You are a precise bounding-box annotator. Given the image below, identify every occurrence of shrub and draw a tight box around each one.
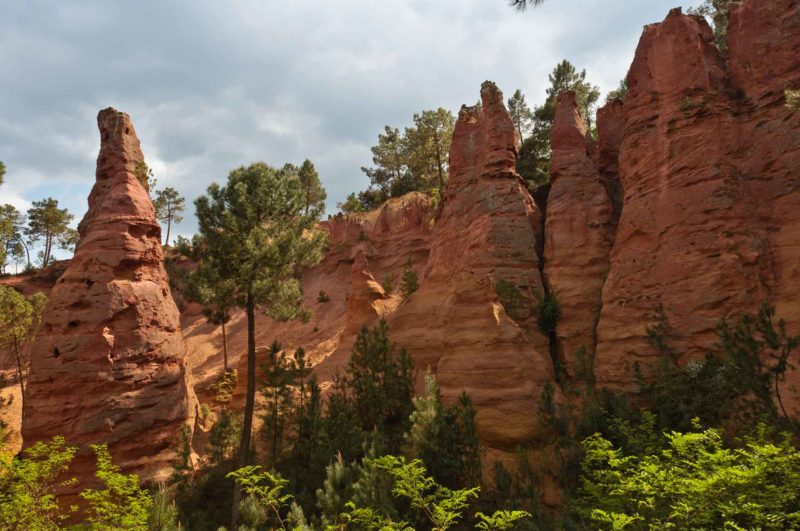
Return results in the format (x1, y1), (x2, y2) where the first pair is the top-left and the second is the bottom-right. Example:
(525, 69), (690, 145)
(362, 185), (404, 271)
(495, 278), (528, 320)
(400, 259), (418, 300)
(317, 290), (330, 303)
(572, 425), (800, 530)
(535, 292), (561, 335)
(788, 89), (800, 111)
(382, 273), (394, 294)
(209, 369), (238, 404)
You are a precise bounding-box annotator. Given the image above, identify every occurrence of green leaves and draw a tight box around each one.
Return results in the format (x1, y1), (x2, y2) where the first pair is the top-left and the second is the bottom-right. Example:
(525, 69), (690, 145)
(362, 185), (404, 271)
(0, 437), (77, 530)
(573, 427), (800, 530)
(79, 444), (152, 530)
(371, 455), (479, 531)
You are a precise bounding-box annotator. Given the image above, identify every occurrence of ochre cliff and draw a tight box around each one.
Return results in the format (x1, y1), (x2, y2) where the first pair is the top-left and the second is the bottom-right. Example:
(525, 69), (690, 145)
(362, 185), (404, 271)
(389, 82), (555, 456)
(4, 0), (800, 501)
(21, 108), (195, 486)
(594, 2), (800, 416)
(544, 91), (616, 378)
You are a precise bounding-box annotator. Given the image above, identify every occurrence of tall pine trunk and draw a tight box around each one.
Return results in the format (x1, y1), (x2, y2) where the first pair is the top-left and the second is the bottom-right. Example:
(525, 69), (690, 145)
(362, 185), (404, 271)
(233, 290), (257, 528)
(165, 217), (171, 247)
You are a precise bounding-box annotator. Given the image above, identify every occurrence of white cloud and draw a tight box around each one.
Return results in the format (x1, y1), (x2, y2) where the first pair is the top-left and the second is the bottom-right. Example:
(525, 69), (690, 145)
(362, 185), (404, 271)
(1, 0), (688, 248)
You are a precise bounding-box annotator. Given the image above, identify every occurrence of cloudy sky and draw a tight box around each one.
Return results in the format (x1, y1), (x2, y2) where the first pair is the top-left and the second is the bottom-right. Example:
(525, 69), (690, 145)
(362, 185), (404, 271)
(0, 0), (703, 257)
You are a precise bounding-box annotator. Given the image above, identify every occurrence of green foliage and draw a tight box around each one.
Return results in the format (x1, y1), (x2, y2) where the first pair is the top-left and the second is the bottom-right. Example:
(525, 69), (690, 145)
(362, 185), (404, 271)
(534, 291), (561, 335)
(348, 319), (415, 452)
(787, 89), (800, 111)
(507, 89), (535, 141)
(371, 455), (480, 531)
(336, 192), (364, 214)
(495, 279), (529, 320)
(227, 465), (293, 530)
(154, 186), (186, 246)
(0, 160), (4, 186)
(0, 436), (77, 530)
(0, 287), (47, 410)
(605, 78), (628, 103)
(514, 62), (599, 190)
(25, 197), (75, 267)
(573, 426), (800, 529)
(195, 161), (327, 469)
(406, 369), (482, 489)
(148, 486), (182, 531)
(640, 303), (800, 434)
(400, 258), (418, 300)
(0, 203), (27, 272)
(474, 510), (532, 530)
(79, 443), (153, 530)
(133, 160), (157, 196)
(382, 272), (394, 294)
(358, 109), (455, 209)
(689, 0), (734, 51)
(296, 159), (327, 217)
(317, 290), (330, 303)
(210, 369), (238, 404)
(259, 341), (297, 469)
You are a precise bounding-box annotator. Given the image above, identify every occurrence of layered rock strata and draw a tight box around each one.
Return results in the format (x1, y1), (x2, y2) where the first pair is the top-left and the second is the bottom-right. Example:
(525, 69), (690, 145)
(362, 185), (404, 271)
(389, 82), (556, 453)
(544, 92), (616, 378)
(22, 108), (195, 485)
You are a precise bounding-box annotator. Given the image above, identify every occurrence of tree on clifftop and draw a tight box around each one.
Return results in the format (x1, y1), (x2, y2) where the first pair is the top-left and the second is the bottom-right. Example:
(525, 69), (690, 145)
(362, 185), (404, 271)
(297, 159), (327, 217)
(194, 162), (326, 525)
(515, 61), (600, 189)
(0, 161), (5, 187)
(154, 186), (185, 246)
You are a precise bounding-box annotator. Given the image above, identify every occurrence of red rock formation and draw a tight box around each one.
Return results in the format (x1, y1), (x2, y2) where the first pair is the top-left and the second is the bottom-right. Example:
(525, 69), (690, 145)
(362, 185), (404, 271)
(389, 81), (556, 453)
(22, 108), (195, 486)
(726, 0), (800, 415)
(595, 99), (624, 223)
(594, 6), (781, 393)
(544, 92), (615, 378)
(344, 250), (389, 335)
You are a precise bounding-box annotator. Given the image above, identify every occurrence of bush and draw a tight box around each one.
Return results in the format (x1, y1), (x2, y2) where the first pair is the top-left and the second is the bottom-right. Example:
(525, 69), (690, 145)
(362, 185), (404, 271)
(400, 259), (418, 300)
(534, 292), (560, 335)
(209, 369), (238, 404)
(572, 425), (800, 530)
(317, 290), (330, 303)
(382, 273), (394, 294)
(495, 279), (528, 320)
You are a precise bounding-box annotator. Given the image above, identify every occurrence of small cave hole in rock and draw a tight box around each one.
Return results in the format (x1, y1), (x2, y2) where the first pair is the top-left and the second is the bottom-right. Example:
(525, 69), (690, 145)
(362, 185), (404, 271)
(125, 127), (130, 135)
(68, 320), (79, 328)
(53, 347), (61, 358)
(86, 278), (95, 288)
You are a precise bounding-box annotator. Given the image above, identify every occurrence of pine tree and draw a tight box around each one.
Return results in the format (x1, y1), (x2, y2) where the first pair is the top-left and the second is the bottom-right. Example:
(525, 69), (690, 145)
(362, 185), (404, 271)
(297, 160), (327, 217)
(0, 204), (27, 272)
(347, 319), (415, 454)
(25, 198), (75, 268)
(507, 89), (535, 142)
(0, 287), (47, 412)
(259, 340), (296, 470)
(194, 162), (326, 526)
(153, 187), (185, 246)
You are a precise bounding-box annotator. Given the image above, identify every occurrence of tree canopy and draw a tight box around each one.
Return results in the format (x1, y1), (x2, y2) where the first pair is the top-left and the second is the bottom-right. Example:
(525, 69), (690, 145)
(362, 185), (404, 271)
(24, 198), (76, 268)
(153, 186), (185, 246)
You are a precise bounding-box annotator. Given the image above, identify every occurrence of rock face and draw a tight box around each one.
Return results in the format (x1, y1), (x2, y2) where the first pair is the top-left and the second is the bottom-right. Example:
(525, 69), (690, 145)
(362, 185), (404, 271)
(344, 250), (389, 335)
(389, 81), (556, 454)
(544, 92), (615, 378)
(22, 108), (195, 485)
(593, 3), (800, 406)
